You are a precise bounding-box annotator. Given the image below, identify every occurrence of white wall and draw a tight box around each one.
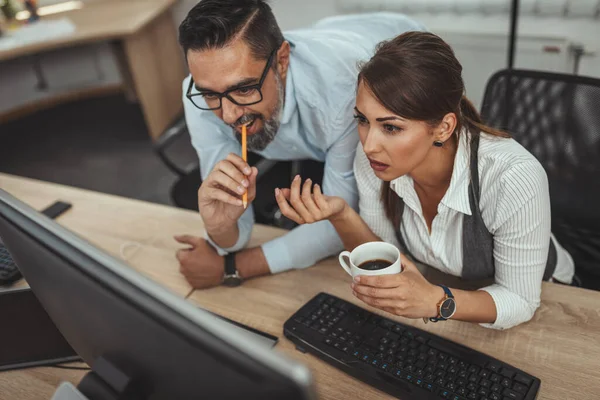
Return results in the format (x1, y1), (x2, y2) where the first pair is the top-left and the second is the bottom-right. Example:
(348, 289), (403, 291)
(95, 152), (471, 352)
(2, 0), (599, 117)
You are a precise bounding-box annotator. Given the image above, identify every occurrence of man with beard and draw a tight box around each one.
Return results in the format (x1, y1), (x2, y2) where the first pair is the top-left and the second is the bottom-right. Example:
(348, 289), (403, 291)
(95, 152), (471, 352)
(175, 0), (425, 288)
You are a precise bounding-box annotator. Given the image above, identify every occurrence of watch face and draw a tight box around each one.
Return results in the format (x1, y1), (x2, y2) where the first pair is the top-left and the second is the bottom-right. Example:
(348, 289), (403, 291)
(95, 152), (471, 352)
(440, 298), (456, 319)
(223, 275), (242, 287)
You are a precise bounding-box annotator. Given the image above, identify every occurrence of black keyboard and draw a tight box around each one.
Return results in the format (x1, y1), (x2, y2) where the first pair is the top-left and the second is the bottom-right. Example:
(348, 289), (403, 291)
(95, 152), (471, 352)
(284, 293), (540, 400)
(0, 244), (22, 286)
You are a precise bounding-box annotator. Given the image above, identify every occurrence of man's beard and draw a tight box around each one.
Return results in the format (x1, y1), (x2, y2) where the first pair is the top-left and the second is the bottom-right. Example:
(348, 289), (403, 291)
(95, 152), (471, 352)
(232, 71), (284, 152)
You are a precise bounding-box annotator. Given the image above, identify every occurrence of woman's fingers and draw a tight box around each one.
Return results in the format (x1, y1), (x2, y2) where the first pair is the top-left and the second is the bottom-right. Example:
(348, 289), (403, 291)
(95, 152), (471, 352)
(301, 179), (322, 217)
(275, 188), (305, 224)
(289, 175), (315, 223)
(353, 291), (400, 309)
(354, 273), (404, 288)
(352, 283), (402, 300)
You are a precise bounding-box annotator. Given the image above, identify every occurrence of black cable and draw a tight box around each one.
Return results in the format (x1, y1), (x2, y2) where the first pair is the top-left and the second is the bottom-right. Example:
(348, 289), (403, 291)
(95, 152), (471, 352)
(50, 364), (91, 371)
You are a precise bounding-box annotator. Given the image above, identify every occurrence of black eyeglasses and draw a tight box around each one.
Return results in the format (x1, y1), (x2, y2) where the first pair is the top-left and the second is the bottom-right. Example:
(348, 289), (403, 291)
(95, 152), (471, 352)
(186, 49), (277, 111)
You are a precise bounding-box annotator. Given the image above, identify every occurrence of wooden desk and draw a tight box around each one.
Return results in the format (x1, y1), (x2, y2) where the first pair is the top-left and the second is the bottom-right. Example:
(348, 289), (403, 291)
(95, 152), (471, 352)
(1, 174), (599, 400)
(0, 0), (186, 140)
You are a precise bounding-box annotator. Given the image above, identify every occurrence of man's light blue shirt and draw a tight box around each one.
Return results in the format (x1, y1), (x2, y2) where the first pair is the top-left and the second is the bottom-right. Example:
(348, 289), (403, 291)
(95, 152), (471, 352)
(182, 13), (425, 274)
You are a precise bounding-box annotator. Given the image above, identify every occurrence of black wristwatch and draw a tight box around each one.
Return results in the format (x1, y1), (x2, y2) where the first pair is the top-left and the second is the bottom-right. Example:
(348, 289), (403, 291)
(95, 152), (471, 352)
(223, 252), (242, 287)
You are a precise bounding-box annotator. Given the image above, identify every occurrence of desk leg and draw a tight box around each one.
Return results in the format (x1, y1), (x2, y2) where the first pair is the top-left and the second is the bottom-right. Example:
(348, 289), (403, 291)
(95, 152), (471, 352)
(122, 9), (187, 141)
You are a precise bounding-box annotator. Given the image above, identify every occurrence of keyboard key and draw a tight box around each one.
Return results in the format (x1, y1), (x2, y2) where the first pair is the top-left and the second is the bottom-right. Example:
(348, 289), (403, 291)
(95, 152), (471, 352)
(468, 373), (479, 383)
(324, 338), (333, 346)
(468, 365), (479, 375)
(380, 363), (390, 371)
(501, 378), (512, 388)
(456, 377), (467, 387)
(371, 359), (380, 367)
(392, 325), (404, 334)
(380, 319), (394, 329)
(491, 373), (501, 383)
(435, 378), (445, 387)
(416, 335), (428, 344)
(480, 379), (491, 388)
(466, 382), (477, 392)
(450, 395), (465, 400)
(424, 382), (435, 392)
(477, 387), (489, 397)
(352, 350), (361, 358)
(415, 378), (424, 387)
(488, 362), (502, 373)
(513, 382), (528, 394)
(466, 392), (477, 400)
(438, 389), (452, 399)
(457, 387), (468, 396)
(319, 327), (329, 334)
(501, 368), (516, 379)
(446, 382), (457, 391)
(491, 383), (503, 393)
(479, 369), (491, 379)
(514, 374), (533, 387)
(489, 393), (501, 400)
(502, 388), (524, 400)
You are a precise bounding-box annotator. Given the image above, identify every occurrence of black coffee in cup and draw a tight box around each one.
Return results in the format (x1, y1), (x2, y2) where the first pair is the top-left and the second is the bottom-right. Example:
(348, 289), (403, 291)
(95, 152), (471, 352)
(357, 259), (392, 271)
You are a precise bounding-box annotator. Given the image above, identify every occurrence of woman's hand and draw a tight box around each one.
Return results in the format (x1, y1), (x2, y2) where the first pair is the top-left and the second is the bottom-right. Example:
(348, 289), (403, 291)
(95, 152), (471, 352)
(275, 175), (347, 224)
(351, 255), (445, 319)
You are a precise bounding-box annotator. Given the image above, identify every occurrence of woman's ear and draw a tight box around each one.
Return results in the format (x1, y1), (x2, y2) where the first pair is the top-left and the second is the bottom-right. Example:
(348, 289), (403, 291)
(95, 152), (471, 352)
(433, 112), (458, 144)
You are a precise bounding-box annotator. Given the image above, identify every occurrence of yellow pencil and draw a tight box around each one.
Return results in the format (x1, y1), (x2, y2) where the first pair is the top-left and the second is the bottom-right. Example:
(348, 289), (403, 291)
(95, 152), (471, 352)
(242, 123), (248, 209)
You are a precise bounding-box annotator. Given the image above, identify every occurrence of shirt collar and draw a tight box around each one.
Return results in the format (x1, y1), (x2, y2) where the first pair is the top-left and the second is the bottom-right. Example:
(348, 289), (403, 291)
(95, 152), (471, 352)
(440, 131), (472, 216)
(389, 131), (473, 216)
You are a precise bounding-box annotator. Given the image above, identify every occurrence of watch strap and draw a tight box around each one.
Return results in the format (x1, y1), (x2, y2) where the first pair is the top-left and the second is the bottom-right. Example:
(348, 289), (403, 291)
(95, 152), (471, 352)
(429, 285), (454, 323)
(224, 252), (237, 276)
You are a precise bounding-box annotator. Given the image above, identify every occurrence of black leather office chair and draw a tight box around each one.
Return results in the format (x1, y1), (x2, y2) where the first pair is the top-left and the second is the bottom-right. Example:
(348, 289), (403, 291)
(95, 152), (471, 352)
(480, 69), (600, 290)
(153, 116), (324, 230)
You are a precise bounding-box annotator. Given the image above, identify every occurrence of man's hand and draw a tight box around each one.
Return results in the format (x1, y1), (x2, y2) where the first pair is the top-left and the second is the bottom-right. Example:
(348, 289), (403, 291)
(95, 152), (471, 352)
(198, 153), (258, 233)
(175, 235), (225, 289)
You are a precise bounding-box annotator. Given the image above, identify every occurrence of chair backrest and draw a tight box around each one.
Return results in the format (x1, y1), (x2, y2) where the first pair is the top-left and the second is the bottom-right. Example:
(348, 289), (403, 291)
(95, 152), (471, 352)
(481, 69), (600, 288)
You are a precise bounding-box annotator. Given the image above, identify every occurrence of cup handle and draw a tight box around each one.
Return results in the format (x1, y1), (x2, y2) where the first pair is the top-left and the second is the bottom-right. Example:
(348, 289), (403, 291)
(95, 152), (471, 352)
(338, 251), (353, 276)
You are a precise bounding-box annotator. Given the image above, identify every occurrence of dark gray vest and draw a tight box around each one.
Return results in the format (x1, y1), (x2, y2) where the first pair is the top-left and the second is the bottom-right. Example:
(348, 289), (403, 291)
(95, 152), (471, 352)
(394, 134), (557, 281)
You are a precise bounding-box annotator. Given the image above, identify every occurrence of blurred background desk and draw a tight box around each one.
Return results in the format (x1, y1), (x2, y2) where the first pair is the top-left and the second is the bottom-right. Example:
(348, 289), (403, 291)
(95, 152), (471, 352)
(0, 0), (186, 140)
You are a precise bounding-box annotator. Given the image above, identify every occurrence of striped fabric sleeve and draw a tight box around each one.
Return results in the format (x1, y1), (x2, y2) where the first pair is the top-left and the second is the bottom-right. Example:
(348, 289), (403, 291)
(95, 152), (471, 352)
(479, 160), (551, 329)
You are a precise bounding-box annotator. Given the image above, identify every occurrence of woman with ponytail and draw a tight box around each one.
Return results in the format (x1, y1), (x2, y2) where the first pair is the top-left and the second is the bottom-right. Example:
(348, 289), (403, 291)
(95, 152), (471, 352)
(275, 31), (574, 329)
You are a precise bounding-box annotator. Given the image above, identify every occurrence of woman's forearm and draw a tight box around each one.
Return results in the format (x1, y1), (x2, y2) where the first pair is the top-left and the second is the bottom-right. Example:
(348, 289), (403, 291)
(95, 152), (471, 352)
(446, 288), (497, 324)
(330, 204), (381, 251)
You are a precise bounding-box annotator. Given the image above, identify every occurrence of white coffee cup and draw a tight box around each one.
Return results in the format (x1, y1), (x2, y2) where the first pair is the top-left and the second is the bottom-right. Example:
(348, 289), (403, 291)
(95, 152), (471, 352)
(338, 241), (402, 278)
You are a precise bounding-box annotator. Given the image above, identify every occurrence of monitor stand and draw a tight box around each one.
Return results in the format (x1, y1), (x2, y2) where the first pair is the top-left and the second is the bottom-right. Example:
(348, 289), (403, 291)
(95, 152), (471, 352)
(51, 357), (144, 400)
(51, 383), (90, 400)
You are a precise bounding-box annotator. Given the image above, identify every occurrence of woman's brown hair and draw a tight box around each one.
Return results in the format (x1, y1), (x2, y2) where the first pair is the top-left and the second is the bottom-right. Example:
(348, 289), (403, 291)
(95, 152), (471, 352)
(358, 31), (510, 227)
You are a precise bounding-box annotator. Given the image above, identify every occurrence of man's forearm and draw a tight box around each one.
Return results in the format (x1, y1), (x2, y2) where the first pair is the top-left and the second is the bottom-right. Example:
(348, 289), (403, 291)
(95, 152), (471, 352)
(235, 246), (271, 280)
(206, 223), (240, 249)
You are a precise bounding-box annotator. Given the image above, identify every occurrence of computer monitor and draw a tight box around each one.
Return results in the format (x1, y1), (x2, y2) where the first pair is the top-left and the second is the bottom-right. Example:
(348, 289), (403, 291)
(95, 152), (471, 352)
(0, 189), (316, 400)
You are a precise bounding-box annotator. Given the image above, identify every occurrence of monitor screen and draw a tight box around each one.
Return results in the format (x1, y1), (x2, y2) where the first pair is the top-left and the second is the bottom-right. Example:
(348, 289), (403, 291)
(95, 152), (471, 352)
(0, 189), (315, 400)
